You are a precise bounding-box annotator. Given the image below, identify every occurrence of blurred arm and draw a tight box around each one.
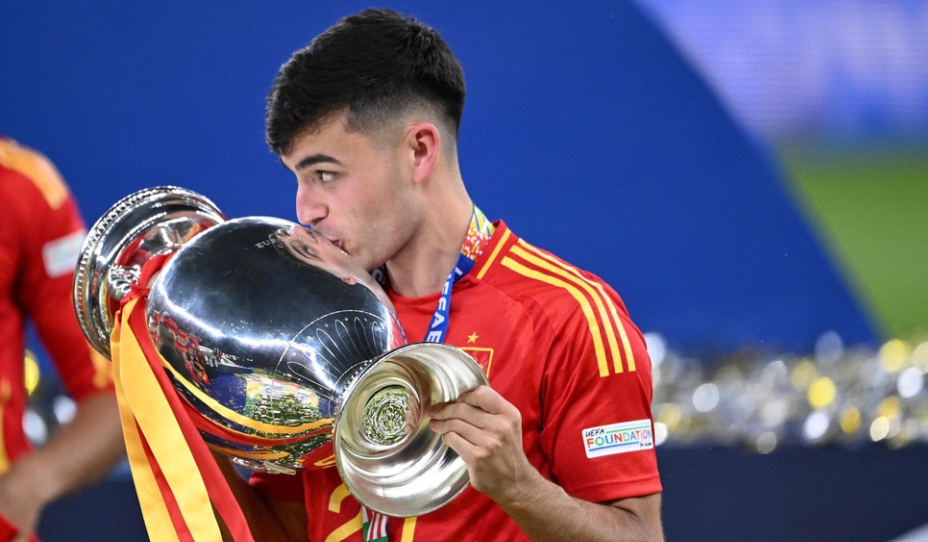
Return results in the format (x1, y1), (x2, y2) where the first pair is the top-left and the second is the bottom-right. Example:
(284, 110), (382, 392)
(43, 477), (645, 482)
(0, 391), (124, 538)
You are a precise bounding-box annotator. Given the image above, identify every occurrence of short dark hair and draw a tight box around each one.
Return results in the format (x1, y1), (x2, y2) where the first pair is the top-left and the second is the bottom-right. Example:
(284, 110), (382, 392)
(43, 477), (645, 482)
(266, 8), (466, 156)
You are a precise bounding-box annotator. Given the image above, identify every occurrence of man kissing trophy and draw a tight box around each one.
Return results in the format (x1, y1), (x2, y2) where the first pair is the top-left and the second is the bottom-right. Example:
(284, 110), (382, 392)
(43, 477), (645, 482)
(72, 186), (487, 540)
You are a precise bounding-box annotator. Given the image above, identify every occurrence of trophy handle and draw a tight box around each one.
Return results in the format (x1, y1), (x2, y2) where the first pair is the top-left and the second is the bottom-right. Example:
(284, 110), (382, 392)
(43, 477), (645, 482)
(73, 186), (226, 359)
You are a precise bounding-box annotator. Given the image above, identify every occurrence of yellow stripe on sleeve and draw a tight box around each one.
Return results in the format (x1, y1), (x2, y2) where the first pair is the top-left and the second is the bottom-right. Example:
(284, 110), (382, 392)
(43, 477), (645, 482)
(517, 240), (636, 372)
(0, 140), (69, 209)
(511, 244), (623, 373)
(475, 229), (512, 280)
(501, 256), (610, 377)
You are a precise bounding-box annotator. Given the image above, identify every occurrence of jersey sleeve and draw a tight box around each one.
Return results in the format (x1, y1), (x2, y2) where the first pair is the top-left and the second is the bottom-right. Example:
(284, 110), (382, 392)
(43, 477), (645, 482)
(8, 145), (113, 401)
(537, 278), (661, 502)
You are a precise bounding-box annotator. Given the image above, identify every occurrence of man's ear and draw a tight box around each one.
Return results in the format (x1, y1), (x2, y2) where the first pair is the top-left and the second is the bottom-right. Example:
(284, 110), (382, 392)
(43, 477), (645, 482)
(405, 122), (441, 184)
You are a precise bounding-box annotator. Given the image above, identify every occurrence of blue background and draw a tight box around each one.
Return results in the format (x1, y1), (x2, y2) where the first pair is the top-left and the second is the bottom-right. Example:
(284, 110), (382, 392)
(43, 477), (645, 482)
(1, 0), (876, 355)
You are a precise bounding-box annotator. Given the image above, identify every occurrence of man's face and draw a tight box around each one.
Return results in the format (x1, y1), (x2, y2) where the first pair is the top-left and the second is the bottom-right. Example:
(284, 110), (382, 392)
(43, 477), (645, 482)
(280, 114), (422, 272)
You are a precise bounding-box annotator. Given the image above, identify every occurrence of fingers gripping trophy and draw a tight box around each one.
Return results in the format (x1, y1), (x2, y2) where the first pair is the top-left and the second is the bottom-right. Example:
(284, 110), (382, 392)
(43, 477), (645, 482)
(72, 186), (487, 536)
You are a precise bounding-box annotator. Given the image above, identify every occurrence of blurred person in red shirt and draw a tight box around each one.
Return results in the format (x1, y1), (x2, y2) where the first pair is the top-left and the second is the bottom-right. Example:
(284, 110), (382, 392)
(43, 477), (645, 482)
(0, 136), (124, 541)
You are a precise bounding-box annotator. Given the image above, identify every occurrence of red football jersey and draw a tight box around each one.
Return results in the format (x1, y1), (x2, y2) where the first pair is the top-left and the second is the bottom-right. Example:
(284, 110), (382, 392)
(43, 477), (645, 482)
(0, 138), (113, 469)
(253, 221), (661, 541)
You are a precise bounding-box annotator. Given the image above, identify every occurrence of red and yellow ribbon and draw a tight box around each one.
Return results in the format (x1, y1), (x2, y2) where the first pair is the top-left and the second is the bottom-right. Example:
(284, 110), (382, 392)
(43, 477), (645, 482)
(110, 256), (255, 542)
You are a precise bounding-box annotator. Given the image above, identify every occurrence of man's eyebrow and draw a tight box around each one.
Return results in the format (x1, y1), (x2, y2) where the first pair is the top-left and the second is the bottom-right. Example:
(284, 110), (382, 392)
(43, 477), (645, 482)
(290, 153), (343, 171)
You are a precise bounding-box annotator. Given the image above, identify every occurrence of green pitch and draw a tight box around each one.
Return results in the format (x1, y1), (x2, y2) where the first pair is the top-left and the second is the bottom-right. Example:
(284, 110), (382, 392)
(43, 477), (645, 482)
(779, 144), (928, 341)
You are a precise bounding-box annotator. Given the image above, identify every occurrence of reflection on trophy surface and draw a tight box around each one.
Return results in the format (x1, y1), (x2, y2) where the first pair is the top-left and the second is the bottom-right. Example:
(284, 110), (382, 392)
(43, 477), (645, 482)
(73, 186), (488, 517)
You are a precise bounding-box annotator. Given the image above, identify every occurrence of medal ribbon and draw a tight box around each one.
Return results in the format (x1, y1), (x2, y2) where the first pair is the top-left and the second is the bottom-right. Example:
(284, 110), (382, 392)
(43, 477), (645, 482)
(363, 206), (494, 541)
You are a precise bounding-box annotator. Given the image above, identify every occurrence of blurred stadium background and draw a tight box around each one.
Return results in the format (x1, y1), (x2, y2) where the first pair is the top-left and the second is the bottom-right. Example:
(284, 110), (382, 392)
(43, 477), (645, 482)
(2, 1), (927, 541)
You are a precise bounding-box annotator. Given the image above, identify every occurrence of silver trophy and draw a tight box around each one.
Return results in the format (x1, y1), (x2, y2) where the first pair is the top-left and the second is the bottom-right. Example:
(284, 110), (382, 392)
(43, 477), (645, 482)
(73, 186), (488, 517)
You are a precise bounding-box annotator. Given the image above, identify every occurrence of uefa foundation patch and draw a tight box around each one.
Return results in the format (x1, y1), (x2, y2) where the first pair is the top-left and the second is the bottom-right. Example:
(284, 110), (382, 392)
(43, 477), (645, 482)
(582, 419), (654, 458)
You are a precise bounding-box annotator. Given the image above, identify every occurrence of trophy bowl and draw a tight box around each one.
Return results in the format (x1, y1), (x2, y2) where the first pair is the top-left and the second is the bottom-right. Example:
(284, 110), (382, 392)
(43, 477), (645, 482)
(73, 186), (488, 517)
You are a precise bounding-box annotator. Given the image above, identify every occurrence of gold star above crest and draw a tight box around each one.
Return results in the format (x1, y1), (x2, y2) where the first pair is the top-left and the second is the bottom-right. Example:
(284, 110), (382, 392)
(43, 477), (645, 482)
(467, 332), (479, 344)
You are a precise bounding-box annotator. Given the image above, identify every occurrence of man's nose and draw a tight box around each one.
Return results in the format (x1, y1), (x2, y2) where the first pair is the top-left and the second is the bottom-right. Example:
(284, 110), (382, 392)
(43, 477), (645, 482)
(295, 185), (327, 226)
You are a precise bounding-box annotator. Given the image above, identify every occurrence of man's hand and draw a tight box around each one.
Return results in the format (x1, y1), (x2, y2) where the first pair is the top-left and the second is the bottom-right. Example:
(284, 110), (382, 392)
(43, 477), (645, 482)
(427, 385), (533, 503)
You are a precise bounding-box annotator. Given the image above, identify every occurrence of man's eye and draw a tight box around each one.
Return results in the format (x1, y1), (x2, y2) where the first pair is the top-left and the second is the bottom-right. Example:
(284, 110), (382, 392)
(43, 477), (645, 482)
(318, 171), (336, 183)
